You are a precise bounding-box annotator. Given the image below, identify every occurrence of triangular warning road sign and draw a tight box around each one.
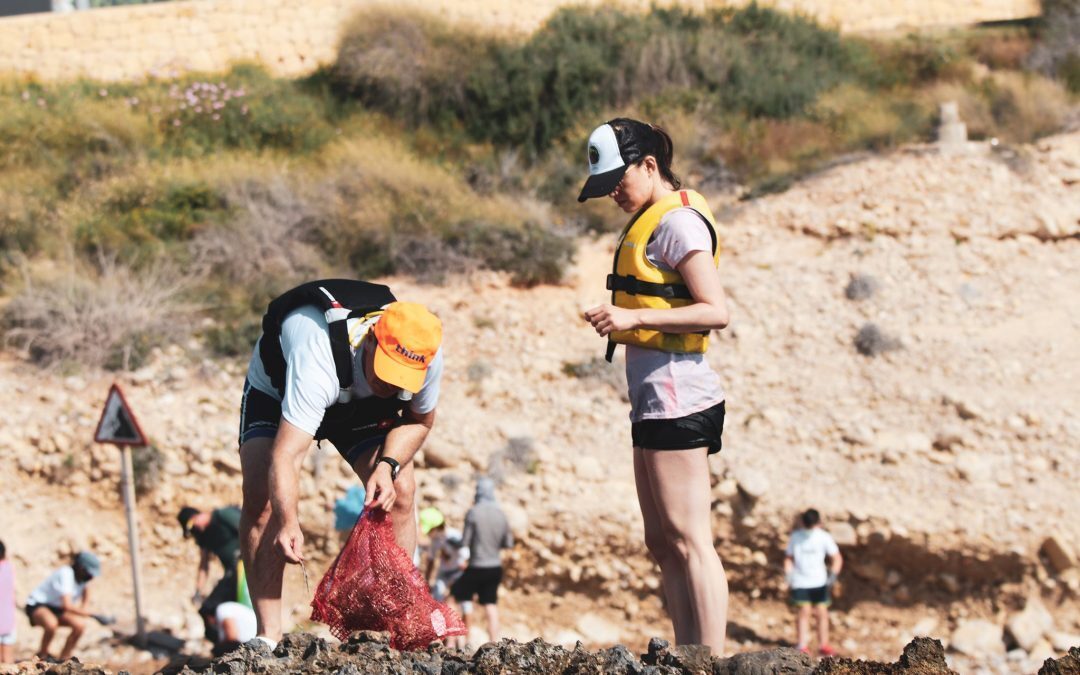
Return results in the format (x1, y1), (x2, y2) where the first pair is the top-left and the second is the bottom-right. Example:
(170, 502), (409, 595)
(94, 384), (148, 446)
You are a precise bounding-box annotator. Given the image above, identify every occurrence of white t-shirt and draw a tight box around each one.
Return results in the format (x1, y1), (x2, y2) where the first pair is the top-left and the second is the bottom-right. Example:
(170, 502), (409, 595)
(785, 528), (840, 589)
(27, 566), (86, 607)
(215, 601), (257, 644)
(246, 305), (444, 436)
(625, 207), (725, 422)
(428, 528), (466, 577)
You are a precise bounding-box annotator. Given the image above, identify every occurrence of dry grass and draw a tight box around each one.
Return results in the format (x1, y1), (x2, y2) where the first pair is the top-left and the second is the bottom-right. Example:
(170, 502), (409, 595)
(190, 174), (322, 286)
(924, 71), (1072, 142)
(3, 257), (191, 370)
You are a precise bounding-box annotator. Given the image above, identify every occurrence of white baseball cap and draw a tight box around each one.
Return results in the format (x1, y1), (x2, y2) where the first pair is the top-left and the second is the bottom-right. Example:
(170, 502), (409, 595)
(577, 118), (654, 202)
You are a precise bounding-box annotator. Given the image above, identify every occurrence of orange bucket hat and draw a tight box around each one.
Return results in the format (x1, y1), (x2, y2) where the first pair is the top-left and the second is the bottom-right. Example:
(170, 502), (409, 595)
(372, 302), (442, 393)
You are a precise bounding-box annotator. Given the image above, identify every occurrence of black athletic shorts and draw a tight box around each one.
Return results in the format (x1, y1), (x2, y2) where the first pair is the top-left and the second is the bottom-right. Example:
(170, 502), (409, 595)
(25, 604), (64, 621)
(631, 400), (725, 455)
(450, 566), (503, 605)
(790, 585), (831, 607)
(238, 379), (387, 464)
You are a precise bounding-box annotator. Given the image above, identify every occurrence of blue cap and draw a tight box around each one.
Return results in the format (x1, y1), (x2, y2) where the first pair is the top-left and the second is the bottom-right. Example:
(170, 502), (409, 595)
(75, 551), (101, 578)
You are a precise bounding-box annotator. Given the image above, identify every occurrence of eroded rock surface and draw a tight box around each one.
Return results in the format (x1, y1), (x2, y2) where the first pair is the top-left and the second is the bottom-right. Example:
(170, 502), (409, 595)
(5, 635), (1079, 674)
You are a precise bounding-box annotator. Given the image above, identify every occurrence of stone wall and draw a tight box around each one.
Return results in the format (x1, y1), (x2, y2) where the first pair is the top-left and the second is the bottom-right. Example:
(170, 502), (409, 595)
(0, 0), (1043, 83)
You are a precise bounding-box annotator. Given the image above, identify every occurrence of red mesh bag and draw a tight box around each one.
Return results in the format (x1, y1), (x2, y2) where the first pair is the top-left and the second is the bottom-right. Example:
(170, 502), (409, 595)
(311, 508), (467, 650)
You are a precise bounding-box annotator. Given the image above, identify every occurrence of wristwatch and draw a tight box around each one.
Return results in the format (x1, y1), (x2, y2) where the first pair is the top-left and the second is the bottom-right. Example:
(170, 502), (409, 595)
(376, 456), (400, 481)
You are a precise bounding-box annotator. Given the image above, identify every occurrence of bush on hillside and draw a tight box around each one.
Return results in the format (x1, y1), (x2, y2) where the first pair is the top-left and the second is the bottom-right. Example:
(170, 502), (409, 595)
(334, 4), (874, 155)
(131, 444), (166, 498)
(0, 169), (58, 260)
(865, 34), (968, 87)
(1029, 0), (1080, 92)
(189, 176), (322, 285)
(926, 72), (1071, 143)
(2, 260), (190, 370)
(308, 139), (574, 286)
(0, 84), (152, 175)
(967, 29), (1034, 70)
(75, 177), (230, 264)
(159, 65), (334, 155)
(332, 10), (488, 128)
(814, 84), (933, 151)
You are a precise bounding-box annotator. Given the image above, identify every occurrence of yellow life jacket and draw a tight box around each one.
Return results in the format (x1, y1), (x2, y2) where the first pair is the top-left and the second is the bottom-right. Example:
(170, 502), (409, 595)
(606, 189), (719, 360)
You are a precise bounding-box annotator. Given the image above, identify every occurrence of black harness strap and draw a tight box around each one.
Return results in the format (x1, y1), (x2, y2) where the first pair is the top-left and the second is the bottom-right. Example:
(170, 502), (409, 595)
(606, 274), (694, 300)
(326, 317), (355, 390)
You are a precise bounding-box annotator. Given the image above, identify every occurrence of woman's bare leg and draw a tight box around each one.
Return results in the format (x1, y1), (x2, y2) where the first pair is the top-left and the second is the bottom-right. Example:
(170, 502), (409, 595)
(639, 446), (728, 653)
(634, 447), (695, 643)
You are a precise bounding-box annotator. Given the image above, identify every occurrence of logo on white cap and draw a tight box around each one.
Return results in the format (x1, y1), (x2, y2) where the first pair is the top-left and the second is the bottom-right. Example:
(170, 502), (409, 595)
(587, 124), (625, 176)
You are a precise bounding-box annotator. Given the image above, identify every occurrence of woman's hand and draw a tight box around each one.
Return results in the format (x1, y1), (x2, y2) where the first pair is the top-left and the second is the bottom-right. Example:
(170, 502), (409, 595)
(584, 304), (639, 337)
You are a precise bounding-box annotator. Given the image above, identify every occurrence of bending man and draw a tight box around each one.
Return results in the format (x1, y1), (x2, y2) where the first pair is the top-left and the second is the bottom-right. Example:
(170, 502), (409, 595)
(237, 279), (443, 645)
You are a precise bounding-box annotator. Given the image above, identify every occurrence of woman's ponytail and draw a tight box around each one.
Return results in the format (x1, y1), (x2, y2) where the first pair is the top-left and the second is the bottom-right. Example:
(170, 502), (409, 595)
(649, 124), (681, 190)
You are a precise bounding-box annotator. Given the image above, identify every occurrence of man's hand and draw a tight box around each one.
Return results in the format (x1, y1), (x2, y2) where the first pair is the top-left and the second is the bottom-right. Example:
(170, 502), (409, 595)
(584, 304), (639, 337)
(274, 519), (305, 564)
(364, 462), (397, 512)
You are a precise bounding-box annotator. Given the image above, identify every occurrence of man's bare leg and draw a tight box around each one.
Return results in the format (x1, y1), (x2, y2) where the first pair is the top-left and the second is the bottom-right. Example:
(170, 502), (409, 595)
(31, 607), (58, 659)
(483, 603), (500, 641)
(240, 437), (285, 641)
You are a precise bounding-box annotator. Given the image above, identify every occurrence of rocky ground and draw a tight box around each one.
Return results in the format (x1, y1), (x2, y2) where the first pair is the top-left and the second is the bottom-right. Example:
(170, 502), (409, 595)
(0, 131), (1078, 674)
(5, 633), (1080, 675)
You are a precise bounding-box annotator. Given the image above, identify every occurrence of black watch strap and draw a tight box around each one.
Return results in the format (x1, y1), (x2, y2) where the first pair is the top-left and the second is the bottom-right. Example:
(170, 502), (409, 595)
(376, 456), (400, 481)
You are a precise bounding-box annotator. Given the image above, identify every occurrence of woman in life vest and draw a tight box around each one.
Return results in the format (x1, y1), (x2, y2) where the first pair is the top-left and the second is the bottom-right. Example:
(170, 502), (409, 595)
(579, 118), (730, 653)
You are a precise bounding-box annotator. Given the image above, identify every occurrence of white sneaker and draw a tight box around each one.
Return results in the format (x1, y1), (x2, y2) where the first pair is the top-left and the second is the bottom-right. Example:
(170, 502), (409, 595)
(252, 635), (278, 651)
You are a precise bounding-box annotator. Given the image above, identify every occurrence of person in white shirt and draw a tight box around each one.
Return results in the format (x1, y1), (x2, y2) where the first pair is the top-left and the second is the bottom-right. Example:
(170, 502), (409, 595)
(208, 601), (257, 656)
(784, 509), (843, 657)
(237, 280), (444, 647)
(25, 552), (101, 662)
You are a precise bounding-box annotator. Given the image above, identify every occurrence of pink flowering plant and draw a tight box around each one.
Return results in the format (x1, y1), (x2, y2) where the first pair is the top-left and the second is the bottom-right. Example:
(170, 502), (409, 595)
(157, 65), (331, 154)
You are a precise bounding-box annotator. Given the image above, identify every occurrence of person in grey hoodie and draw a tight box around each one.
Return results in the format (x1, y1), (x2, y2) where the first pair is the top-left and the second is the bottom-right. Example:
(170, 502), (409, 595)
(450, 477), (513, 642)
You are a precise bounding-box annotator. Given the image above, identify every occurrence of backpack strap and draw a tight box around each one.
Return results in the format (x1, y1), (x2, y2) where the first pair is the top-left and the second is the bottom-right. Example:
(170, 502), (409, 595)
(259, 280), (396, 396)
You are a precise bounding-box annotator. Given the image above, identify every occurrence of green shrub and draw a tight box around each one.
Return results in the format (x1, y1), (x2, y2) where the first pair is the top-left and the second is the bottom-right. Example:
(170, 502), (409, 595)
(159, 65), (334, 155)
(814, 84), (934, 151)
(0, 169), (58, 258)
(75, 178), (230, 263)
(332, 10), (488, 128)
(0, 84), (153, 191)
(982, 71), (1071, 142)
(307, 138), (574, 285)
(204, 318), (262, 358)
(334, 4), (879, 156)
(131, 444), (166, 498)
(966, 29), (1034, 70)
(446, 219), (575, 287)
(1028, 0), (1080, 89)
(866, 34), (967, 86)
(1061, 52), (1080, 93)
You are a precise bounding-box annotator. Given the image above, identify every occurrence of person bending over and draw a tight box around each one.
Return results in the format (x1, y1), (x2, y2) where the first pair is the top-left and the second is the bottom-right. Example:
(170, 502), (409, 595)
(237, 279), (444, 646)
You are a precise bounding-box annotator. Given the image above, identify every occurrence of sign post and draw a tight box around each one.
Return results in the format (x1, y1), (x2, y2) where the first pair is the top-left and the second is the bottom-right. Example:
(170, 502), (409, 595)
(93, 383), (149, 646)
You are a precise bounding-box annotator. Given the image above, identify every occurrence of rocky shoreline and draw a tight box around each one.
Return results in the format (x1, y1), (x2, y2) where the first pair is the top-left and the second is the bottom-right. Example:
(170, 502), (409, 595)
(7, 632), (1079, 675)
